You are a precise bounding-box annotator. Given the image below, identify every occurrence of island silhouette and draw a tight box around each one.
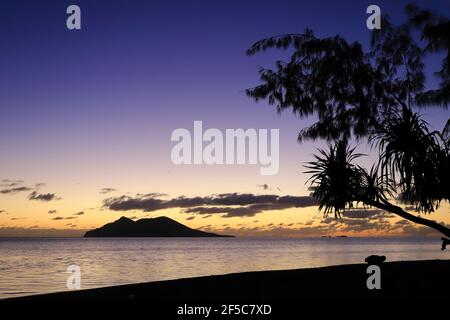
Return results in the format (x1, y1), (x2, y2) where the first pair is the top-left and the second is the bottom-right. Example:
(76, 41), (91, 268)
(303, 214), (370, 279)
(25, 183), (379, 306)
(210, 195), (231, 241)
(84, 216), (234, 237)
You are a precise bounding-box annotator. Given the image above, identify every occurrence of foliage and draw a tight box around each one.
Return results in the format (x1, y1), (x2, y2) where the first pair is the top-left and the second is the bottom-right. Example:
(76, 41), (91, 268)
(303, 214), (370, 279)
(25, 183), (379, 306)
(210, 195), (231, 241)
(247, 4), (450, 236)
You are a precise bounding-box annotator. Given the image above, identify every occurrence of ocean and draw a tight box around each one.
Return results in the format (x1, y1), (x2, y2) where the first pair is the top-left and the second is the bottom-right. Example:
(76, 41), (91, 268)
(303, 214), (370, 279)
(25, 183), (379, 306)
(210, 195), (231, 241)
(0, 237), (447, 299)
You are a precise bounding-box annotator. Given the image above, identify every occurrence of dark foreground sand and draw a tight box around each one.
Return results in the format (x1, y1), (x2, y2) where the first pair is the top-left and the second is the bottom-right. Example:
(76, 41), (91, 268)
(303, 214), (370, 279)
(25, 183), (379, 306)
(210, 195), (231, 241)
(6, 259), (450, 301)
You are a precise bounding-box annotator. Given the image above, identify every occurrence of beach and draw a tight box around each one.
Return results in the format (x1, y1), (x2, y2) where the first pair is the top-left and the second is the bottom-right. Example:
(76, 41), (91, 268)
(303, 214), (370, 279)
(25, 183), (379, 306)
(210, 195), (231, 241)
(5, 259), (450, 301)
(1, 237), (447, 299)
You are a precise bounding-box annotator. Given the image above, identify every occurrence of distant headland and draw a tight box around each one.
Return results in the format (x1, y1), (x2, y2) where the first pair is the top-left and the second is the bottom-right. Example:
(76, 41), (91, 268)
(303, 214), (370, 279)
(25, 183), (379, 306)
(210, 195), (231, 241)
(84, 216), (234, 238)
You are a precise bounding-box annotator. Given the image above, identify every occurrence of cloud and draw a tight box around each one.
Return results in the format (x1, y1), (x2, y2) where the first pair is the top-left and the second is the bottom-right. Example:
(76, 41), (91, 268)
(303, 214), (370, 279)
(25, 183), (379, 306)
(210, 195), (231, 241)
(73, 211), (84, 216)
(28, 191), (60, 202)
(0, 181), (61, 202)
(0, 186), (32, 194)
(338, 218), (392, 233)
(48, 210), (57, 214)
(257, 184), (281, 192)
(395, 219), (411, 226)
(0, 180), (35, 194)
(0, 179), (24, 187)
(183, 203), (302, 218)
(196, 214), (449, 238)
(100, 188), (117, 194)
(341, 209), (391, 219)
(0, 227), (87, 237)
(52, 216), (76, 221)
(404, 205), (419, 212)
(105, 195), (168, 211)
(103, 193), (318, 218)
(401, 223), (447, 237)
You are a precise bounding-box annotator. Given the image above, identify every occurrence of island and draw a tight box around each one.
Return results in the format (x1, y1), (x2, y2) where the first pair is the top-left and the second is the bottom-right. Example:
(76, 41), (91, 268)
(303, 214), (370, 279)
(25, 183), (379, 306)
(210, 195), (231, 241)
(84, 216), (234, 238)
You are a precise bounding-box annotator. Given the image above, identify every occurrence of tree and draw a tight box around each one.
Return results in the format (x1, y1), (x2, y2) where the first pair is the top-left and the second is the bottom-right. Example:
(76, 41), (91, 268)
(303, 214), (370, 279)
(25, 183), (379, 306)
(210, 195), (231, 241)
(246, 5), (450, 246)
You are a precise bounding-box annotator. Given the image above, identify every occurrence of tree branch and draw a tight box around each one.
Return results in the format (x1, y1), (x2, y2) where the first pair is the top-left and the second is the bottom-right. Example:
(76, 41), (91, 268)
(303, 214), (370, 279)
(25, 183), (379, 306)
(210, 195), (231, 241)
(359, 197), (450, 238)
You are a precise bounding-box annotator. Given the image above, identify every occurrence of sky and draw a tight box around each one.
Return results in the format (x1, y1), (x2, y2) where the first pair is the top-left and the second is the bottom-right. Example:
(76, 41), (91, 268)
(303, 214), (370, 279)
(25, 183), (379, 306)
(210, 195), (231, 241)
(0, 0), (449, 237)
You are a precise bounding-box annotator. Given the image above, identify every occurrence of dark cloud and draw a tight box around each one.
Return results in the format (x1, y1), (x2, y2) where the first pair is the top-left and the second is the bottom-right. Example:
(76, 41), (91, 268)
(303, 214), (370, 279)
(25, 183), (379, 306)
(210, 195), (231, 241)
(102, 192), (447, 236)
(395, 220), (411, 226)
(48, 210), (57, 214)
(341, 209), (389, 219)
(0, 179), (24, 188)
(100, 188), (117, 194)
(0, 181), (62, 203)
(52, 216), (76, 221)
(316, 210), (396, 233)
(28, 191), (60, 201)
(105, 195), (167, 211)
(258, 184), (269, 190)
(401, 224), (448, 237)
(183, 203), (297, 218)
(73, 211), (84, 216)
(198, 215), (448, 237)
(338, 218), (392, 232)
(104, 193), (318, 218)
(0, 186), (32, 194)
(257, 184), (281, 192)
(135, 192), (168, 198)
(0, 227), (87, 237)
(10, 217), (27, 221)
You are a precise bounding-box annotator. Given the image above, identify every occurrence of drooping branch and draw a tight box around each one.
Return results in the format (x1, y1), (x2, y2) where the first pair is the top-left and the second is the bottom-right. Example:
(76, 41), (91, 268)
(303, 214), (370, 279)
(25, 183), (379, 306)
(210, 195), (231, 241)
(359, 197), (450, 238)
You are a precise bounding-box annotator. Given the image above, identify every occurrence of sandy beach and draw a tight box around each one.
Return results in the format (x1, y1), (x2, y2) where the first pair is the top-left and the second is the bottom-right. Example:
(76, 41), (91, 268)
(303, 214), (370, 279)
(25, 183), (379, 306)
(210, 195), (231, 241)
(5, 259), (450, 301)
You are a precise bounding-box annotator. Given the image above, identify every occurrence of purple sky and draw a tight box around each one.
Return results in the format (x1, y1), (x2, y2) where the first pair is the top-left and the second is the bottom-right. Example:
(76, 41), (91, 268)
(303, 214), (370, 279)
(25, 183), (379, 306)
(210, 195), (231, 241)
(0, 0), (449, 235)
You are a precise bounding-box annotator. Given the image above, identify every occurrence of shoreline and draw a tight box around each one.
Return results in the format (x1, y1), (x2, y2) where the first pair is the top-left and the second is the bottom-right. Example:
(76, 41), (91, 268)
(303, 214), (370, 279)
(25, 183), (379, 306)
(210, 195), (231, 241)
(4, 259), (450, 301)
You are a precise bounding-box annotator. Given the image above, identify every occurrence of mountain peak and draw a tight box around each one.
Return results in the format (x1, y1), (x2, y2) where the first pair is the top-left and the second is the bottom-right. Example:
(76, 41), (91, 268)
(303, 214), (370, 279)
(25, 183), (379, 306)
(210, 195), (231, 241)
(84, 216), (234, 238)
(117, 216), (133, 222)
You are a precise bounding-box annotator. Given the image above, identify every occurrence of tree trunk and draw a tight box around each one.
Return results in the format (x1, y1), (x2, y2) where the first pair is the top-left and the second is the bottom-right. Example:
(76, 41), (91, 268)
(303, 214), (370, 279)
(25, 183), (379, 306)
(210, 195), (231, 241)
(360, 198), (450, 238)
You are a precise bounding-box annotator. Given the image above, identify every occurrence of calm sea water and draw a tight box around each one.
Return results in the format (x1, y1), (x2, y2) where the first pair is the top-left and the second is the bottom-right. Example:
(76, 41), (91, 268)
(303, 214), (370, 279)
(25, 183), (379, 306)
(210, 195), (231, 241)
(0, 237), (448, 299)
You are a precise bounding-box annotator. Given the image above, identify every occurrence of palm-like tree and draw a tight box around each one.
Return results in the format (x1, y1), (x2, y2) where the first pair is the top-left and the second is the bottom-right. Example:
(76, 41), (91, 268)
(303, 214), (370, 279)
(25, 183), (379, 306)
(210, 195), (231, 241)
(247, 4), (450, 242)
(305, 141), (365, 218)
(306, 112), (450, 238)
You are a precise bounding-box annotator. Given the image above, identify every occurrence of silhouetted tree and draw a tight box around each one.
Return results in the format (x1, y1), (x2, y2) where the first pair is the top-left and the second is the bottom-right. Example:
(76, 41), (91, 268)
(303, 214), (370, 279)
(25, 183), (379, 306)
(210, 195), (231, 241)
(247, 5), (450, 244)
